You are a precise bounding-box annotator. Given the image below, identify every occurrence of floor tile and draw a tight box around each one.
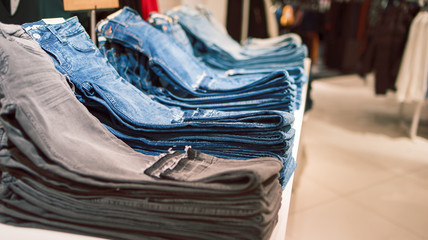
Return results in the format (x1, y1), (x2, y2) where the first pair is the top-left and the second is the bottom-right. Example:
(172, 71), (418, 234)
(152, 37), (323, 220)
(286, 198), (423, 240)
(284, 75), (428, 240)
(299, 136), (397, 195)
(284, 231), (295, 240)
(289, 175), (339, 213)
(348, 170), (428, 239)
(407, 167), (428, 187)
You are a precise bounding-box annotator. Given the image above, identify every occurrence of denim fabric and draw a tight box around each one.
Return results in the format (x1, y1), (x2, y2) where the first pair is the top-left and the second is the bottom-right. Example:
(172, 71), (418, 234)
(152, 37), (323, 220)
(148, 12), (194, 55)
(146, 11), (306, 110)
(103, 39), (305, 111)
(242, 33), (303, 49)
(21, 17), (297, 187)
(102, 44), (296, 112)
(153, 8), (302, 56)
(95, 8), (303, 113)
(164, 5), (307, 70)
(147, 13), (297, 77)
(0, 22), (284, 240)
(195, 3), (229, 36)
(22, 17), (293, 128)
(96, 7), (297, 104)
(148, 11), (299, 64)
(100, 42), (154, 93)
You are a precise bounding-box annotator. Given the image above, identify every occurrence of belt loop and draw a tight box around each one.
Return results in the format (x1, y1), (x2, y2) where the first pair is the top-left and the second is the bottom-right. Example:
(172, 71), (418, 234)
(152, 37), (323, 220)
(47, 25), (66, 43)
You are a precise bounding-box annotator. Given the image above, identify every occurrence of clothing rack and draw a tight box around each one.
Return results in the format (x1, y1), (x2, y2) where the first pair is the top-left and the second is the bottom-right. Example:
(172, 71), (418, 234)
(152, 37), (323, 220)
(399, 6), (428, 139)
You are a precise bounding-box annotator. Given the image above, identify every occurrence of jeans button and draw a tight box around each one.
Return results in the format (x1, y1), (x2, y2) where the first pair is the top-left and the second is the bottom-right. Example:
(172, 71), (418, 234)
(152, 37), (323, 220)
(32, 33), (41, 39)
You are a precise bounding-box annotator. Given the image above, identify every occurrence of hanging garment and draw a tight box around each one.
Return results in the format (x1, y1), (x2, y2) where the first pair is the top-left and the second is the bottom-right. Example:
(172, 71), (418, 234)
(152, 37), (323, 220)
(396, 11), (428, 102)
(373, 2), (417, 94)
(140, 0), (158, 20)
(359, 1), (419, 94)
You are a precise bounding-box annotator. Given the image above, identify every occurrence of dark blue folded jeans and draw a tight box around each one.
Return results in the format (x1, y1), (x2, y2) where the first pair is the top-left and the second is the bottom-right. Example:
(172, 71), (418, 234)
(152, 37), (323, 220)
(100, 44), (296, 112)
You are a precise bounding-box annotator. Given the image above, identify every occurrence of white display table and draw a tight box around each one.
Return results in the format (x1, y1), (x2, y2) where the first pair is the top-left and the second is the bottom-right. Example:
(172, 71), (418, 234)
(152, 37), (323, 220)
(269, 58), (310, 240)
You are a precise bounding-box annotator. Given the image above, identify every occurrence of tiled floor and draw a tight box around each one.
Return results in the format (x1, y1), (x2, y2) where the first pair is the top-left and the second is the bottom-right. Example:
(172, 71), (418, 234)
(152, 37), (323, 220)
(285, 74), (428, 240)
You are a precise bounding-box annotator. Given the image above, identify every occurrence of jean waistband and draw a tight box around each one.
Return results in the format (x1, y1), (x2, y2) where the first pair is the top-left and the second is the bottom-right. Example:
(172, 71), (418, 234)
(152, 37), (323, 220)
(96, 7), (147, 45)
(98, 6), (144, 30)
(23, 17), (85, 44)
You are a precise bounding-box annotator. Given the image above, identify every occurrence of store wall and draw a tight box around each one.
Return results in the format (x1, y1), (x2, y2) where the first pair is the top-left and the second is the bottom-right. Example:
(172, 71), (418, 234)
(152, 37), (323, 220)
(0, 0), (72, 24)
(157, 0), (228, 27)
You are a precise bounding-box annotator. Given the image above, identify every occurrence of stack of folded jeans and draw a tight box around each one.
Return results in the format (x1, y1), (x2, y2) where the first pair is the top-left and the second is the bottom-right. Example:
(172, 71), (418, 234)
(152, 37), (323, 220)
(164, 5), (308, 70)
(148, 9), (308, 110)
(95, 7), (299, 112)
(192, 3), (303, 50)
(101, 42), (298, 112)
(22, 17), (296, 186)
(242, 33), (302, 50)
(147, 11), (308, 110)
(0, 22), (284, 240)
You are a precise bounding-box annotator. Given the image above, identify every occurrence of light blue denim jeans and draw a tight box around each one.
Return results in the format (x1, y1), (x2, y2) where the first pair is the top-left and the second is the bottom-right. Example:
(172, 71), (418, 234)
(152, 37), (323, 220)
(97, 8), (296, 98)
(164, 5), (307, 70)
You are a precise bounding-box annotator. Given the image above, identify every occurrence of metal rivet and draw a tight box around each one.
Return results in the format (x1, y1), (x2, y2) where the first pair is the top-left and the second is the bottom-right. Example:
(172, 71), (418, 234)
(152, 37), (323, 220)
(106, 26), (112, 35)
(32, 33), (41, 39)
